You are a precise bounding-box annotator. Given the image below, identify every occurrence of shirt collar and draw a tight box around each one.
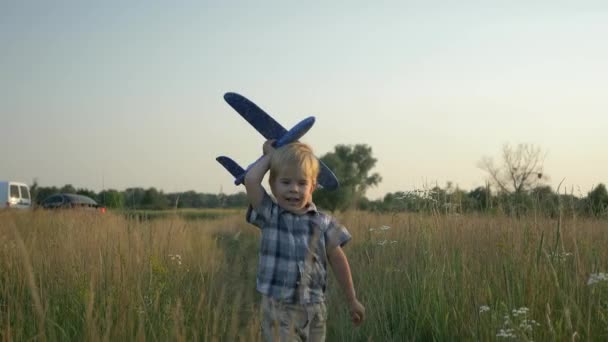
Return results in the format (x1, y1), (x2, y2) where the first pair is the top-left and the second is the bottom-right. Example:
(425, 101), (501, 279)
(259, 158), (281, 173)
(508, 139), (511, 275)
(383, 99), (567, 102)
(278, 201), (318, 215)
(305, 202), (318, 214)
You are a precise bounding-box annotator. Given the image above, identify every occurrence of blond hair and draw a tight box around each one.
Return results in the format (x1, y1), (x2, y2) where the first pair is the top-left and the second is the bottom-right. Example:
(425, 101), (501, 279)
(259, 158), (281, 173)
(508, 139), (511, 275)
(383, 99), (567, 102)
(269, 142), (319, 185)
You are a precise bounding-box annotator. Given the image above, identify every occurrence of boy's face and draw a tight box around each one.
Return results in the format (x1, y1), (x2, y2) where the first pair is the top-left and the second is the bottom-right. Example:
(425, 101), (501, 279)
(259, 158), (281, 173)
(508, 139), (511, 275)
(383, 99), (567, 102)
(270, 166), (316, 214)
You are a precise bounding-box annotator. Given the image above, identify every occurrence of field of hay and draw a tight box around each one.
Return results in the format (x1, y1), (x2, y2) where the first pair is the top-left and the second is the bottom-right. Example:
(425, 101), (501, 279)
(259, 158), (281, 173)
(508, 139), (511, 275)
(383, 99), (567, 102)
(1, 209), (607, 341)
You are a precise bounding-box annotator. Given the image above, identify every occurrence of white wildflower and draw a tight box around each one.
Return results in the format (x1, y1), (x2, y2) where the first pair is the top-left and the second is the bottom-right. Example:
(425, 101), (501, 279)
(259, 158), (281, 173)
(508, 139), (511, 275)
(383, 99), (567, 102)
(587, 272), (608, 285)
(519, 319), (540, 331)
(551, 251), (572, 262)
(479, 305), (490, 313)
(519, 321), (533, 331)
(168, 254), (182, 266)
(512, 307), (529, 317)
(496, 328), (516, 338)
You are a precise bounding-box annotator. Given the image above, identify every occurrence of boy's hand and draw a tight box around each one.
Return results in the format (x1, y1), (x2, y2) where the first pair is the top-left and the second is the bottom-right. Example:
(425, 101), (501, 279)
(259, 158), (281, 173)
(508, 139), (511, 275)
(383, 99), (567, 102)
(349, 298), (365, 326)
(263, 139), (276, 155)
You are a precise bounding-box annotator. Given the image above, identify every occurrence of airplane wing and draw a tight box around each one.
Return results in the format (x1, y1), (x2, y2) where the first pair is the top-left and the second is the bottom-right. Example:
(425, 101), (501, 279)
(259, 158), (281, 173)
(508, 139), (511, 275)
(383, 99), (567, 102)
(216, 156), (246, 180)
(224, 92), (288, 140)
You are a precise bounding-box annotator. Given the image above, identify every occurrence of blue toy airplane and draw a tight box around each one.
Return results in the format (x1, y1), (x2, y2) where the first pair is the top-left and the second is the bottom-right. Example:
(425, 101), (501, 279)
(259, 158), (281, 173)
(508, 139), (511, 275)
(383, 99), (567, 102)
(216, 92), (339, 190)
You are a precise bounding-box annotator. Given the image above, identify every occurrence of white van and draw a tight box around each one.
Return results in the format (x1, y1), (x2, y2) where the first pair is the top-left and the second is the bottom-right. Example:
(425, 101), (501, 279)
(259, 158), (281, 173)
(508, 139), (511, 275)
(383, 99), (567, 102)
(0, 181), (32, 209)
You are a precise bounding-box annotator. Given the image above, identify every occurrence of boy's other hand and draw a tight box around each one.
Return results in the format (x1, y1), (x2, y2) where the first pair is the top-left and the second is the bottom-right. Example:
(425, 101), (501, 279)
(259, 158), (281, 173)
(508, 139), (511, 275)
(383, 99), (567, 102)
(263, 139), (276, 155)
(349, 299), (365, 326)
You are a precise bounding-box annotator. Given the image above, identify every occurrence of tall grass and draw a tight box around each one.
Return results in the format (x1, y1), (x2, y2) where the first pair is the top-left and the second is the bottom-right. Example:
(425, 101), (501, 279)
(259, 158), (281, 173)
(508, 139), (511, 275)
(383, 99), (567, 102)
(328, 211), (608, 341)
(1, 209), (607, 341)
(0, 210), (258, 341)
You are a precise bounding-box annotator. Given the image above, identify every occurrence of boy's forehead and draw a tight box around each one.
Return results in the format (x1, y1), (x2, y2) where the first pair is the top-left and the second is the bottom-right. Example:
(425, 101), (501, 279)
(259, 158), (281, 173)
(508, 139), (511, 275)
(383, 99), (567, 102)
(276, 166), (313, 179)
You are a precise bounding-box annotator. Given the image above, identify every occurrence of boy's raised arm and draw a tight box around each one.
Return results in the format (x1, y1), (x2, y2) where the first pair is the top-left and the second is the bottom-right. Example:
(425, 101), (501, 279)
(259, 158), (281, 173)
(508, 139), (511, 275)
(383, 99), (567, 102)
(244, 140), (275, 210)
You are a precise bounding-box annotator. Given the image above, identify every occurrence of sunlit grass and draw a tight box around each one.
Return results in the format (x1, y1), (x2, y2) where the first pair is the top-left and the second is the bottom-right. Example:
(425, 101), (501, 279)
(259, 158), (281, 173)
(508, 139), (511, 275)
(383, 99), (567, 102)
(1, 209), (607, 341)
(115, 208), (242, 221)
(0, 210), (256, 341)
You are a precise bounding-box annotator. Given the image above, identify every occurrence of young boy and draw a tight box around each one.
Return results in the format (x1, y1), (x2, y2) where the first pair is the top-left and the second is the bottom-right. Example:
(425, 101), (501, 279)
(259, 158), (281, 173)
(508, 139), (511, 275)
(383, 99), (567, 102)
(244, 139), (365, 341)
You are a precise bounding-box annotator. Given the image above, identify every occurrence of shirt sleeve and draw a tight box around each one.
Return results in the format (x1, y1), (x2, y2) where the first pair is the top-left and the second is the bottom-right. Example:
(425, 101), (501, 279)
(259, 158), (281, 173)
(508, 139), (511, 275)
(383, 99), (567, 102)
(325, 216), (352, 250)
(246, 190), (275, 229)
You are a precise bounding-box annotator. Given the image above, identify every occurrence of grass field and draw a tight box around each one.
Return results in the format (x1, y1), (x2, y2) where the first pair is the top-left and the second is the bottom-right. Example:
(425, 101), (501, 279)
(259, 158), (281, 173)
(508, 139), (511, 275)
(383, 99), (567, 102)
(1, 208), (607, 341)
(115, 208), (243, 221)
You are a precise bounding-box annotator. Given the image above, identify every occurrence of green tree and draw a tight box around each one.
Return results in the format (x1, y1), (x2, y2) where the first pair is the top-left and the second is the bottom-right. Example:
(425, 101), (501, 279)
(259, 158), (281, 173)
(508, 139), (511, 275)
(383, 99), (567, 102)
(34, 186), (60, 204)
(29, 179), (40, 203)
(76, 188), (98, 201)
(141, 187), (168, 210)
(381, 192), (412, 212)
(586, 183), (608, 217)
(60, 184), (77, 193)
(201, 193), (221, 208)
(98, 190), (125, 209)
(225, 192), (248, 207)
(467, 186), (491, 212)
(530, 185), (558, 217)
(314, 144), (381, 212)
(167, 191), (201, 208)
(124, 187), (146, 209)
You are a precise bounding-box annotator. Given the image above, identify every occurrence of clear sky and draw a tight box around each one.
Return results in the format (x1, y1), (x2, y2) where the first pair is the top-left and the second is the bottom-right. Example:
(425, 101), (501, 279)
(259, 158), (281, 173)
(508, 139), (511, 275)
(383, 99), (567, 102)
(2, 1), (607, 199)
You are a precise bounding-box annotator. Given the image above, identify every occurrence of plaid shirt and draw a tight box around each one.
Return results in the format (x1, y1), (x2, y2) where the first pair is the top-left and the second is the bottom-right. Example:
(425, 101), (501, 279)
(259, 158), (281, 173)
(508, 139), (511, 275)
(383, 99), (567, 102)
(246, 190), (352, 304)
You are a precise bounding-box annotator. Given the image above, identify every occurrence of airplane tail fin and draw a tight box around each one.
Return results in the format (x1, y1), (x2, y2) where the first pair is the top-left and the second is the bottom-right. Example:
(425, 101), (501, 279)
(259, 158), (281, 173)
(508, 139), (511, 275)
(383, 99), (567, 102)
(217, 156), (338, 189)
(317, 160), (339, 190)
(216, 156), (246, 185)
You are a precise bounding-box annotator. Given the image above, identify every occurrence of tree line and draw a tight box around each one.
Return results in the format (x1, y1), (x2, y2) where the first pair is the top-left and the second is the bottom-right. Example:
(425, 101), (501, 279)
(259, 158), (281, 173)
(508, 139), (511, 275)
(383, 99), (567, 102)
(367, 183), (608, 218)
(29, 181), (608, 218)
(29, 143), (608, 218)
(29, 184), (248, 210)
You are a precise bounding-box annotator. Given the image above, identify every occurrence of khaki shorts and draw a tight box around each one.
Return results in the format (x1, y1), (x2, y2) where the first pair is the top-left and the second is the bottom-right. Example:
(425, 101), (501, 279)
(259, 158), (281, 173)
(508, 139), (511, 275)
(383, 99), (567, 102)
(261, 296), (327, 342)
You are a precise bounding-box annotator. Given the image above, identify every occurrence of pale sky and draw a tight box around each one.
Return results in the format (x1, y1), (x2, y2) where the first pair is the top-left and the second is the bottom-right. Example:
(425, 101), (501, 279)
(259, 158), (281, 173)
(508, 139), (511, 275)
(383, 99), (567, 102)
(2, 1), (607, 199)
